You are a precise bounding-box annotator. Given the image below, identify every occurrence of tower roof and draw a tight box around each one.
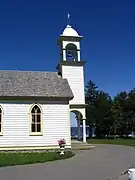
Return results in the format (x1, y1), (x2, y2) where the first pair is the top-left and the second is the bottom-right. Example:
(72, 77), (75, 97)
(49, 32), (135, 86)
(62, 25), (80, 37)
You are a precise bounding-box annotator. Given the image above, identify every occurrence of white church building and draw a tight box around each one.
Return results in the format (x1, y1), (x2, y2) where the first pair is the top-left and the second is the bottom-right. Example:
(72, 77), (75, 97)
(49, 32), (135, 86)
(0, 23), (87, 150)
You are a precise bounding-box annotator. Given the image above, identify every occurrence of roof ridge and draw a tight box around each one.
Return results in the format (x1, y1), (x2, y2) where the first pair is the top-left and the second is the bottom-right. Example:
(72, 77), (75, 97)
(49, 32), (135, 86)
(0, 70), (57, 73)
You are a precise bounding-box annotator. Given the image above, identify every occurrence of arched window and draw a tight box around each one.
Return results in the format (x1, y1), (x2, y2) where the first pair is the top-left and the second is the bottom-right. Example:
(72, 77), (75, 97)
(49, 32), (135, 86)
(31, 105), (42, 134)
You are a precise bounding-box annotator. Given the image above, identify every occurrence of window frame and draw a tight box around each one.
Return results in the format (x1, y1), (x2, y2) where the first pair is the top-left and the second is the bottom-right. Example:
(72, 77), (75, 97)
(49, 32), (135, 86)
(29, 104), (43, 136)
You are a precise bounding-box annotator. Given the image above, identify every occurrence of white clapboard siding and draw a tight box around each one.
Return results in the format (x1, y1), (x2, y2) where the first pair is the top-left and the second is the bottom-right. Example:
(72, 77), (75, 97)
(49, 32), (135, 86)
(0, 102), (70, 148)
(62, 66), (85, 104)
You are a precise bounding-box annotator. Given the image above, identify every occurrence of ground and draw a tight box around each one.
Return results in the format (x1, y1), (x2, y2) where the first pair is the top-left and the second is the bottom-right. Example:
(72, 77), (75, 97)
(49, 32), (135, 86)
(0, 145), (134, 180)
(87, 138), (135, 146)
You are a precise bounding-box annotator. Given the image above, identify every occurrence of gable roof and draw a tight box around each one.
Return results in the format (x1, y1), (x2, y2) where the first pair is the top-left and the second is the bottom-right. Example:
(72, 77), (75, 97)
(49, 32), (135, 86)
(0, 70), (73, 100)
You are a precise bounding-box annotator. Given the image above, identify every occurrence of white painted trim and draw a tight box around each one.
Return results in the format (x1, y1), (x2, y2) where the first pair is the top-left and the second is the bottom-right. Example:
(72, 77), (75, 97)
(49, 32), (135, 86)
(83, 119), (86, 142)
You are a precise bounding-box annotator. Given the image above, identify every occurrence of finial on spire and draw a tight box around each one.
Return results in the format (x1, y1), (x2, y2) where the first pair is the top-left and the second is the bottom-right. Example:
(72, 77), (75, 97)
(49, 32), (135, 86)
(67, 12), (71, 26)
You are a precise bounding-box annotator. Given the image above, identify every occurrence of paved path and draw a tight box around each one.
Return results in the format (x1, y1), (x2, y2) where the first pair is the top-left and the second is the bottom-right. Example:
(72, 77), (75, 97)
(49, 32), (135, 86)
(0, 144), (135, 180)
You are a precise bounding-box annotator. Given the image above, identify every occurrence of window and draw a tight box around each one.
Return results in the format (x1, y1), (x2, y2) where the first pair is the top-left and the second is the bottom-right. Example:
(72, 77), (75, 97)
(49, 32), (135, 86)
(30, 105), (42, 135)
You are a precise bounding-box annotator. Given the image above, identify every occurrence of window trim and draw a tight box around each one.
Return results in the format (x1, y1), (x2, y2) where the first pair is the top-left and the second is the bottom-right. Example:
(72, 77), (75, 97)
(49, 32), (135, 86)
(29, 104), (43, 136)
(0, 106), (3, 136)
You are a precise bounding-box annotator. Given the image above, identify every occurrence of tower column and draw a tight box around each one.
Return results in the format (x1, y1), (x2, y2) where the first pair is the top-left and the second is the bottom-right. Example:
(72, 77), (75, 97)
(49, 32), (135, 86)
(77, 50), (80, 61)
(77, 114), (81, 141)
(63, 49), (66, 61)
(77, 118), (81, 140)
(83, 119), (86, 142)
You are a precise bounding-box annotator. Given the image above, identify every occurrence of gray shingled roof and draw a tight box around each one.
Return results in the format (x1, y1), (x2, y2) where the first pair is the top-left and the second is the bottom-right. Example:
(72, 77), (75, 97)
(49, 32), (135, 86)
(0, 70), (73, 99)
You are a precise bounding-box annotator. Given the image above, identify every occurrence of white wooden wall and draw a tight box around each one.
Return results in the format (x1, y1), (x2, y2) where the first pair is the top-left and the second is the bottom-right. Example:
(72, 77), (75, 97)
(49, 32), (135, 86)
(0, 101), (71, 148)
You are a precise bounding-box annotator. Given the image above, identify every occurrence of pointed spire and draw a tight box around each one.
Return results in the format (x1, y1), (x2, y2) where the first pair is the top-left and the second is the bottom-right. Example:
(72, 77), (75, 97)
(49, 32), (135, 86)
(67, 12), (71, 26)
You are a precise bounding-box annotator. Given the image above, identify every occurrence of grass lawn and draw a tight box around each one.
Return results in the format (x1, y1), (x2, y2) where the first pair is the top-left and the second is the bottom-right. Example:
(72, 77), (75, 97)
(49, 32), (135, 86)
(87, 138), (135, 147)
(0, 151), (74, 167)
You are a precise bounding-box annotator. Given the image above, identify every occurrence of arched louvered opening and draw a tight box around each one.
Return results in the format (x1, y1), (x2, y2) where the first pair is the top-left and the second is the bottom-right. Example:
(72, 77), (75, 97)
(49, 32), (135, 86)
(66, 43), (78, 61)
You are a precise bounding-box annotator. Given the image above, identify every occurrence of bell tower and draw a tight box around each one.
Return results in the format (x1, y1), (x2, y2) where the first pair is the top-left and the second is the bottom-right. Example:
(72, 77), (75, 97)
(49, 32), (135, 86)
(58, 24), (82, 62)
(57, 22), (87, 142)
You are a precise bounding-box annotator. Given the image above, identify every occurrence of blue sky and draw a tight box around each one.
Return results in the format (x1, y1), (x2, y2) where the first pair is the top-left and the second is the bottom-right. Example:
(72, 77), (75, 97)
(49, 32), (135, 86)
(0, 0), (135, 126)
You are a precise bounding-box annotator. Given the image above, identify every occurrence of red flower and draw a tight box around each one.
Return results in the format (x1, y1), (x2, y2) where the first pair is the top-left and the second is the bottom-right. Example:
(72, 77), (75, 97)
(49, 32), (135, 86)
(58, 139), (66, 146)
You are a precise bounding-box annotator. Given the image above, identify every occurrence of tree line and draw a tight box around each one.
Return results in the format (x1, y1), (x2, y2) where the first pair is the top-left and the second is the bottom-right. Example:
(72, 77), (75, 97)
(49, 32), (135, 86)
(85, 80), (135, 138)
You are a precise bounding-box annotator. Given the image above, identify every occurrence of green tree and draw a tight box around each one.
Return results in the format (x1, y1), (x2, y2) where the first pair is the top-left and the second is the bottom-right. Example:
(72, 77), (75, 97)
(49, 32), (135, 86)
(86, 82), (135, 139)
(125, 89), (135, 134)
(112, 91), (130, 137)
(94, 91), (113, 138)
(85, 80), (99, 138)
(85, 80), (99, 106)
(85, 81), (113, 138)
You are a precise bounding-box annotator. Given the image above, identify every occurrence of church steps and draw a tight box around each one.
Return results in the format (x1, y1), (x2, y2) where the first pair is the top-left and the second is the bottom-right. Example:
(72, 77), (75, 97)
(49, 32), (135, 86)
(71, 140), (95, 150)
